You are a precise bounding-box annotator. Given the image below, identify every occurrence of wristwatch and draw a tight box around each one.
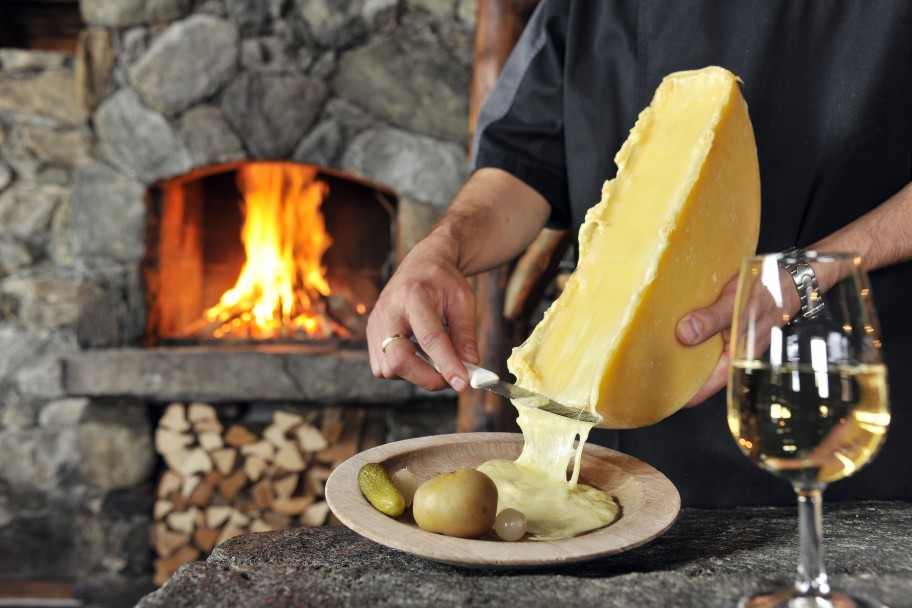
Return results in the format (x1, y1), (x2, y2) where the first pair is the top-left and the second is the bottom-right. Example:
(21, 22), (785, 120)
(779, 247), (824, 321)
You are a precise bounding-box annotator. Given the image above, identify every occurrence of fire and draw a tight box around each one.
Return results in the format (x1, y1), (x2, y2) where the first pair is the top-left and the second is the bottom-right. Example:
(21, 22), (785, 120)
(205, 163), (337, 339)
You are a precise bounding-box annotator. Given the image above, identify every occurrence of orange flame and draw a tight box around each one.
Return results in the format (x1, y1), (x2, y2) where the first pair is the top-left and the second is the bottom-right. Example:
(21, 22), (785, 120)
(205, 163), (335, 339)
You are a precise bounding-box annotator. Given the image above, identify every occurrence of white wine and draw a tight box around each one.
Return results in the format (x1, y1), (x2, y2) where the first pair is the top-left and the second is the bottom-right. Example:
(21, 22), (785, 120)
(728, 360), (890, 485)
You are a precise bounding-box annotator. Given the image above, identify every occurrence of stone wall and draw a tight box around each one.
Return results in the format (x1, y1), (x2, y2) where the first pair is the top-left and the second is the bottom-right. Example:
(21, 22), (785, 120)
(0, 1), (475, 605)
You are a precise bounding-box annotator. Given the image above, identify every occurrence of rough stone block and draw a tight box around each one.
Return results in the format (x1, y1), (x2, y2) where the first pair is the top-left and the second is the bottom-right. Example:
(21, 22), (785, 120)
(0, 428), (70, 488)
(15, 355), (66, 400)
(70, 163), (146, 261)
(0, 69), (87, 127)
(76, 401), (155, 490)
(294, 0), (368, 49)
(94, 88), (193, 183)
(39, 397), (90, 429)
(178, 105), (246, 167)
(221, 72), (328, 159)
(0, 326), (49, 381)
(17, 125), (97, 167)
(342, 127), (467, 208)
(0, 274), (105, 332)
(0, 182), (66, 241)
(80, 0), (191, 27)
(0, 238), (32, 278)
(128, 15), (238, 117)
(291, 119), (344, 168)
(333, 31), (470, 143)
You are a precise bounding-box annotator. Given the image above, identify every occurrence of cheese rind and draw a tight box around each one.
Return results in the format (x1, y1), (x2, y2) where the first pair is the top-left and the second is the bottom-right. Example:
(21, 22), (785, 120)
(508, 66), (761, 429)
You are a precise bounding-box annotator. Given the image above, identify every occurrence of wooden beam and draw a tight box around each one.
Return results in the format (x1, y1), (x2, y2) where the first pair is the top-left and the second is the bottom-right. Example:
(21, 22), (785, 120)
(459, 0), (540, 433)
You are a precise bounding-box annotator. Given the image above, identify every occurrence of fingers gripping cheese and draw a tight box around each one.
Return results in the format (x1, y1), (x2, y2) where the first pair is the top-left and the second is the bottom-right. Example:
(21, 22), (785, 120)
(508, 66), (761, 429)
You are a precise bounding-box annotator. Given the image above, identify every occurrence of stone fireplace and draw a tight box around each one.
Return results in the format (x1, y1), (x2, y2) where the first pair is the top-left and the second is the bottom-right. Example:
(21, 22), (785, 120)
(0, 0), (475, 605)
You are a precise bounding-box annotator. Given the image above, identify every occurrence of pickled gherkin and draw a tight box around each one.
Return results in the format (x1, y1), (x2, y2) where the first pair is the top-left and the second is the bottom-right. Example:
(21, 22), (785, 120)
(358, 462), (406, 517)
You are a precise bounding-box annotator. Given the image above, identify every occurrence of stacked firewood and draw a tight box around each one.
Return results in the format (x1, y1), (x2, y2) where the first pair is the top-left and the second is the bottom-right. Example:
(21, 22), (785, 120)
(151, 401), (385, 585)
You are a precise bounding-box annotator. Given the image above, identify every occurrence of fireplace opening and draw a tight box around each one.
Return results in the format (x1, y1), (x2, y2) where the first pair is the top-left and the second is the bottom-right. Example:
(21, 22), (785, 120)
(144, 162), (398, 346)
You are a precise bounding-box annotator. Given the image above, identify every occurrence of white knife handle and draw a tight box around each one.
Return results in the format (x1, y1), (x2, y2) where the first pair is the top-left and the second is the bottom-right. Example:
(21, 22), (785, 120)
(411, 340), (499, 388)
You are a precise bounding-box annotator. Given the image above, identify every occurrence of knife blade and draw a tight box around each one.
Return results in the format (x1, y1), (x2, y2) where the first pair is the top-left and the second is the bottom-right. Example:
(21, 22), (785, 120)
(411, 341), (600, 424)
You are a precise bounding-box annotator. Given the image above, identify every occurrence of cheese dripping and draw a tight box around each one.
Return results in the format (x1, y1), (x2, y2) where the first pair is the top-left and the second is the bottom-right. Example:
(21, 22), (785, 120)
(477, 401), (618, 540)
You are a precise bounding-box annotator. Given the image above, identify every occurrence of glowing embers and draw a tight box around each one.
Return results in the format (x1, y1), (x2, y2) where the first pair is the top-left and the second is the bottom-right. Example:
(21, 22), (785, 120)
(203, 164), (338, 340)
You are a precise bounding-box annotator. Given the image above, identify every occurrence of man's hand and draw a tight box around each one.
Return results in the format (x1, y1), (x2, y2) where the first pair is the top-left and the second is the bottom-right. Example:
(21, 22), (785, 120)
(675, 278), (739, 407)
(366, 237), (479, 392)
(366, 168), (552, 393)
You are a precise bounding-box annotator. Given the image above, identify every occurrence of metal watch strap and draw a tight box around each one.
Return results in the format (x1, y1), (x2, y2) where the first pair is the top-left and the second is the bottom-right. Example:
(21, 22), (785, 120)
(779, 247), (824, 320)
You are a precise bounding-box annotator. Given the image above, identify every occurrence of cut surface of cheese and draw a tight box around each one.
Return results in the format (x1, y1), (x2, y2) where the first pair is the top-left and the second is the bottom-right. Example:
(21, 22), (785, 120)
(508, 66), (761, 429)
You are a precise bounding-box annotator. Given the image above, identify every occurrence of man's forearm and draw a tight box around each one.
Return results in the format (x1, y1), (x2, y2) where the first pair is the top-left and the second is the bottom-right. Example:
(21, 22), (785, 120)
(810, 181), (912, 272)
(420, 167), (553, 276)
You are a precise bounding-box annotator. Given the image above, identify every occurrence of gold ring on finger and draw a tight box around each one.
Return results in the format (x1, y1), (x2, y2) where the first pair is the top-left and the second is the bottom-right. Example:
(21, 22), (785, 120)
(381, 334), (406, 353)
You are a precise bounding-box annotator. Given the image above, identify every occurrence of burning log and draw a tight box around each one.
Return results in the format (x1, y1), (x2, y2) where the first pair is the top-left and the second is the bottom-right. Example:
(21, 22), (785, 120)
(151, 402), (382, 586)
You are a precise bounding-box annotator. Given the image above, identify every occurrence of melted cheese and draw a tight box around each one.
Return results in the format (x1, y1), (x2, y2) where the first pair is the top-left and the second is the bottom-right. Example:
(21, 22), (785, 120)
(509, 66), (761, 428)
(478, 404), (617, 540)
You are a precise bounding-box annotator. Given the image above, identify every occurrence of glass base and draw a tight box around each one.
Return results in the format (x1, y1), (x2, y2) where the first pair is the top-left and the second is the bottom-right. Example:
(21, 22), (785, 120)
(739, 588), (887, 608)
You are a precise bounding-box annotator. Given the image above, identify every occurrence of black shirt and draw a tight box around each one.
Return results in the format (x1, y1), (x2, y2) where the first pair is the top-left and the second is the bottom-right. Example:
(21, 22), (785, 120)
(472, 0), (912, 507)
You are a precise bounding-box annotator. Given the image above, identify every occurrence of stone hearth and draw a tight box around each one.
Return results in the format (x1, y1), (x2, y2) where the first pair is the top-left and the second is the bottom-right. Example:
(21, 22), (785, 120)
(0, 1), (475, 605)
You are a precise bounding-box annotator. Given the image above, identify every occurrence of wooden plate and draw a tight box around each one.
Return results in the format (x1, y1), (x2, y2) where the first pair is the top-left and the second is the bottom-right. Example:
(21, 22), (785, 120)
(325, 432), (681, 568)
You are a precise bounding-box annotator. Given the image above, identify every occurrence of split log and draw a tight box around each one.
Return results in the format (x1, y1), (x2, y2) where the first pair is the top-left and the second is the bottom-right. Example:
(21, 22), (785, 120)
(275, 442), (306, 473)
(360, 407), (387, 451)
(154, 546), (199, 586)
(315, 407), (364, 466)
(159, 403), (190, 432)
(210, 447), (237, 476)
(243, 455), (269, 482)
(224, 425), (257, 447)
(197, 431), (223, 452)
(187, 481), (214, 507)
(273, 410), (304, 432)
(263, 424), (289, 448)
(187, 402), (217, 424)
(219, 469), (248, 501)
(301, 501), (331, 527)
(240, 440), (275, 462)
(206, 505), (233, 529)
(155, 428), (193, 454)
(249, 518), (274, 534)
(153, 524), (189, 559)
(251, 479), (274, 510)
(272, 495), (315, 516)
(273, 474), (299, 499)
(153, 499), (174, 521)
(193, 527), (219, 553)
(296, 423), (328, 453)
(166, 508), (198, 535)
(157, 470), (182, 499)
(305, 465), (331, 498)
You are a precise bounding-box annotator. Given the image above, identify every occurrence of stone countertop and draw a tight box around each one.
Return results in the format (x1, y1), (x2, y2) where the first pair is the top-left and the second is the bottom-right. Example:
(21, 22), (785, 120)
(136, 501), (912, 608)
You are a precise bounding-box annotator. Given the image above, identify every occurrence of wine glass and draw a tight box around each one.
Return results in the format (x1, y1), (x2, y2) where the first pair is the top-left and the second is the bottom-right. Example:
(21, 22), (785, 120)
(727, 251), (891, 608)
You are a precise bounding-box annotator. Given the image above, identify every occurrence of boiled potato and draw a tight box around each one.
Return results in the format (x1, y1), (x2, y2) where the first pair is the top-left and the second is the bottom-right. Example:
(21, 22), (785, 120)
(412, 469), (498, 538)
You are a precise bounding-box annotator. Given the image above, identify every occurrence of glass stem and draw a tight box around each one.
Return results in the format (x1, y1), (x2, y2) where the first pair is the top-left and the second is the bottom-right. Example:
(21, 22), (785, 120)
(794, 485), (830, 598)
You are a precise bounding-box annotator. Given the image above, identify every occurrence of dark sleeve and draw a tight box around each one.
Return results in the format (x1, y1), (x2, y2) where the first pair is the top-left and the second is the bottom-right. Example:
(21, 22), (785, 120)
(470, 0), (571, 229)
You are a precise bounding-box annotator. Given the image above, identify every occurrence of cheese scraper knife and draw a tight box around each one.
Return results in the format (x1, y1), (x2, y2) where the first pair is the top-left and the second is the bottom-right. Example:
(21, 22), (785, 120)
(411, 341), (600, 424)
